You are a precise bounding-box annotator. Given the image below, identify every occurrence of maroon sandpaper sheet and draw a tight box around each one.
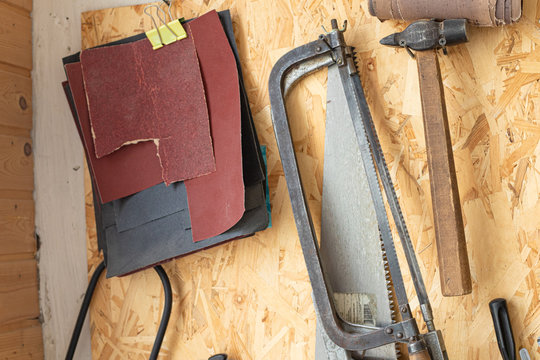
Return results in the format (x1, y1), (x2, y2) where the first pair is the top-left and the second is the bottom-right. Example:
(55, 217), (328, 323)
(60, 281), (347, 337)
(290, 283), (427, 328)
(184, 10), (245, 241)
(65, 63), (164, 203)
(80, 33), (216, 184)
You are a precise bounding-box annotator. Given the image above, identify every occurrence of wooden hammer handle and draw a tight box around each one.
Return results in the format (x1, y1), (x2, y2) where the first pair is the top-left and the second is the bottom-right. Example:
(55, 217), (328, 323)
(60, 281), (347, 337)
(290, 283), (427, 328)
(416, 50), (472, 296)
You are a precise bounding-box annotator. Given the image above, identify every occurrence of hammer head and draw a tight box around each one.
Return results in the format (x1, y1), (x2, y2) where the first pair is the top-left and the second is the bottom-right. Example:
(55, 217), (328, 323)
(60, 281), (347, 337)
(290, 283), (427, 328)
(380, 19), (468, 52)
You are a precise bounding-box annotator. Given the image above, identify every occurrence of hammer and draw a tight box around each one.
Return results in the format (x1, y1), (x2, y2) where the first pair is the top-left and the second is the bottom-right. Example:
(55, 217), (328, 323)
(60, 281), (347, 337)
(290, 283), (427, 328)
(369, 0), (521, 297)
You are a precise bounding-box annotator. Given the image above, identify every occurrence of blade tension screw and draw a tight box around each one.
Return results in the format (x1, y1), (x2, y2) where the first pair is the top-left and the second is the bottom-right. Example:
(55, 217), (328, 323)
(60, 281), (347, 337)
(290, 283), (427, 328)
(385, 328), (393, 334)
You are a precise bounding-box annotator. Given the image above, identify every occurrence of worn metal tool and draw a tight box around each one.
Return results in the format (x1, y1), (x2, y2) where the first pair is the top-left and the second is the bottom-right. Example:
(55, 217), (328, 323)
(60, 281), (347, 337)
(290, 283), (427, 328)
(380, 19), (472, 297)
(269, 20), (447, 359)
(519, 348), (531, 360)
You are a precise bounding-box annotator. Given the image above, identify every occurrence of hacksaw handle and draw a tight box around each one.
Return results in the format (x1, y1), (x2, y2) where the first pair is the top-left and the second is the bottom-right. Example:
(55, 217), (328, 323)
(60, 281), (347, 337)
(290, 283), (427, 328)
(409, 349), (432, 360)
(416, 50), (472, 296)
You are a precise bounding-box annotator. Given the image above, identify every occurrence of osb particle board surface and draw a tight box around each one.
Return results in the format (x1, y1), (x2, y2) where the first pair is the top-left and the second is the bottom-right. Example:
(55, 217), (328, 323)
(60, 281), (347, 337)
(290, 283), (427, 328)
(82, 1), (540, 359)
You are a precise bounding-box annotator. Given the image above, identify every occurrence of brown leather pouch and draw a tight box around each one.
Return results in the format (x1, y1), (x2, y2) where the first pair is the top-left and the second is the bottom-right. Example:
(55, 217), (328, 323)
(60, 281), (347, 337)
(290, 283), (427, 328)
(369, 0), (521, 26)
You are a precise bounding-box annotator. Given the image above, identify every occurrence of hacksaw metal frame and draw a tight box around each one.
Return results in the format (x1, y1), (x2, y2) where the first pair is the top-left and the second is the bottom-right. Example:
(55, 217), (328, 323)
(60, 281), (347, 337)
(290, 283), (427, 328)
(268, 20), (448, 359)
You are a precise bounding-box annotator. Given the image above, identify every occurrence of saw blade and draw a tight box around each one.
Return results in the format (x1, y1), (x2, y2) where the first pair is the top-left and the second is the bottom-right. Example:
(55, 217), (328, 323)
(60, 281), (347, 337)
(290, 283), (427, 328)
(335, 52), (412, 320)
(315, 64), (398, 360)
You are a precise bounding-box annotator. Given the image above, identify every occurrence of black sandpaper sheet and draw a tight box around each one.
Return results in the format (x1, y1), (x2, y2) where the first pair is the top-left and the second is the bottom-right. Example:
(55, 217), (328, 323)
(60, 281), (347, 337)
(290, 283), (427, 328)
(63, 10), (268, 277)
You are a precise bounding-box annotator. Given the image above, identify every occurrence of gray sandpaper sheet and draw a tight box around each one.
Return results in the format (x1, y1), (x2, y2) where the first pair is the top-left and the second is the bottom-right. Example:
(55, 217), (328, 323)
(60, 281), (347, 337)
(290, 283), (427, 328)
(105, 207), (192, 276)
(113, 182), (186, 232)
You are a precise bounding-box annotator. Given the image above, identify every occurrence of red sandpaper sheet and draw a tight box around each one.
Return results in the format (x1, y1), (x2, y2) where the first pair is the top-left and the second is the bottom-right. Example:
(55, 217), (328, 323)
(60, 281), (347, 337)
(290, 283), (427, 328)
(80, 33), (215, 184)
(65, 63), (164, 203)
(184, 10), (245, 241)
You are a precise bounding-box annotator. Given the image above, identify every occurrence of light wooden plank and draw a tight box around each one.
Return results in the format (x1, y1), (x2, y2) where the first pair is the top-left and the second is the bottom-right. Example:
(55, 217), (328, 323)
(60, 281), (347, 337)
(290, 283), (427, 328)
(33, 1), (153, 358)
(1, 0), (32, 12)
(0, 323), (44, 359)
(0, 2), (31, 70)
(0, 70), (31, 130)
(0, 135), (33, 191)
(0, 259), (39, 325)
(0, 199), (35, 256)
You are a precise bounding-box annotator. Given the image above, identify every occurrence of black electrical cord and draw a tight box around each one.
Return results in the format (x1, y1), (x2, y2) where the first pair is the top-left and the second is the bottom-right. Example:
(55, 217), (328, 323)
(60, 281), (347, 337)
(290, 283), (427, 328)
(65, 262), (173, 360)
(149, 265), (172, 360)
(65, 260), (106, 360)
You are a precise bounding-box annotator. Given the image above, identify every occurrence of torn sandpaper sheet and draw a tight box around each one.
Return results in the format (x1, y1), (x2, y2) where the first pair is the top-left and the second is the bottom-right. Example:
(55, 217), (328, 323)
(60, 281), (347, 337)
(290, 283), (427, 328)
(368, 0), (521, 26)
(64, 63), (163, 203)
(64, 10), (246, 239)
(80, 30), (215, 184)
(183, 10), (245, 242)
(62, 10), (267, 277)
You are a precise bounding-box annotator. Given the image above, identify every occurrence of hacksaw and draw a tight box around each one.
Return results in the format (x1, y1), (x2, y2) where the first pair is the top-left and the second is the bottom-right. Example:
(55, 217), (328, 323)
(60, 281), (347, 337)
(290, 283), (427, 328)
(268, 20), (448, 359)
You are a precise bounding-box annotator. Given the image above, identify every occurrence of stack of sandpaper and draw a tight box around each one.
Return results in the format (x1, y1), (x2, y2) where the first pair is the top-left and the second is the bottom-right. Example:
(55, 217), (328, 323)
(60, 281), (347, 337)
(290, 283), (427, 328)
(62, 10), (269, 277)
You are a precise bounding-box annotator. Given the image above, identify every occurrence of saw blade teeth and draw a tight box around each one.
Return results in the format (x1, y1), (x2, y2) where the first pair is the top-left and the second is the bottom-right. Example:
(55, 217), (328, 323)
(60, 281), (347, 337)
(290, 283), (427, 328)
(379, 235), (397, 326)
(395, 344), (402, 359)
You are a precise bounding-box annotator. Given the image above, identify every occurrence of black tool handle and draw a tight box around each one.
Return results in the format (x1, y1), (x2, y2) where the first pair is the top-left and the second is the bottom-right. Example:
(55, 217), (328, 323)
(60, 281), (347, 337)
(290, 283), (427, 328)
(489, 298), (516, 360)
(208, 354), (227, 360)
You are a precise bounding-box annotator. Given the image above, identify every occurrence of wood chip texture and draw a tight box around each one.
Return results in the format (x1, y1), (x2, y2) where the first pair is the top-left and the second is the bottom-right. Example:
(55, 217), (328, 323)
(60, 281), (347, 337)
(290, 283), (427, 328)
(82, 1), (540, 359)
